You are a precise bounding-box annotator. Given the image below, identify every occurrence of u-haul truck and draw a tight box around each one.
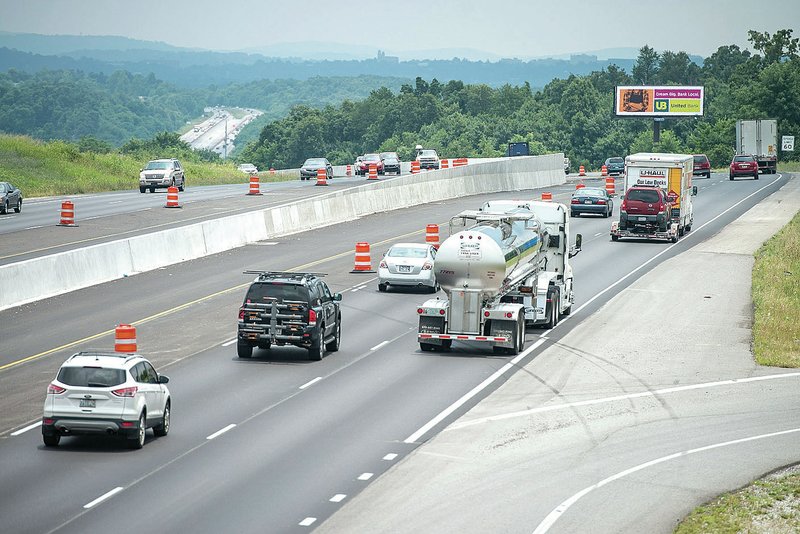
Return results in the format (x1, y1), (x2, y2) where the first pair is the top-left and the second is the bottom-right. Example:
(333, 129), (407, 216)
(622, 153), (697, 236)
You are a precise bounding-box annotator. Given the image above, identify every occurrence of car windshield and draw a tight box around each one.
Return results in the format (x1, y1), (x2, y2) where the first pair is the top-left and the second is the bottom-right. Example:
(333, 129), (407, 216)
(734, 155), (753, 162)
(364, 154), (381, 162)
(575, 188), (605, 197)
(420, 150), (437, 157)
(627, 189), (661, 203)
(0, 183), (9, 192)
(246, 283), (311, 303)
(388, 246), (428, 258)
(57, 366), (126, 387)
(380, 152), (398, 159)
(303, 159), (326, 166)
(607, 158), (624, 164)
(145, 161), (170, 170)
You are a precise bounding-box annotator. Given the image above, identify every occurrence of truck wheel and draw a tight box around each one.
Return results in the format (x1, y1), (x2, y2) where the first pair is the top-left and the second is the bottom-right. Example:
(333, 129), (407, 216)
(545, 290), (559, 329)
(678, 226), (685, 237)
(326, 319), (341, 352)
(378, 283), (387, 292)
(308, 329), (325, 361)
(43, 433), (60, 447)
(139, 186), (146, 193)
(517, 317), (526, 352)
(671, 233), (678, 243)
(237, 340), (253, 358)
(420, 343), (435, 352)
(685, 223), (692, 232)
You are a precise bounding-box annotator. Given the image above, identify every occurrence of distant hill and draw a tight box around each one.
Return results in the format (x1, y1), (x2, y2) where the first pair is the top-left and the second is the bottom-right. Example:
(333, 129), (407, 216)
(0, 33), (634, 88)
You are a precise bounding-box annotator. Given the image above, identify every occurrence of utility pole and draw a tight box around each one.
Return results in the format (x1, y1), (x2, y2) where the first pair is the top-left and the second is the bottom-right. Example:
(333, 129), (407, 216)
(223, 118), (228, 159)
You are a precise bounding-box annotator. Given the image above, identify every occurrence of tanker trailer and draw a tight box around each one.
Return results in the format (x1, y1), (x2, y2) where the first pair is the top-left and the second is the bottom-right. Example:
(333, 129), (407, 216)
(417, 209), (546, 354)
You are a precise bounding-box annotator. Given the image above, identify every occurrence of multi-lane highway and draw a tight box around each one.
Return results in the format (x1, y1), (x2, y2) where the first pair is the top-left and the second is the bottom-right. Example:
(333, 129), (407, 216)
(0, 170), (795, 533)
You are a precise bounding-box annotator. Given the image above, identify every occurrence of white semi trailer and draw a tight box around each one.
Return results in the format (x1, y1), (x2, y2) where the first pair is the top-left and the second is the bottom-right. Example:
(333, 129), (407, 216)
(417, 209), (547, 354)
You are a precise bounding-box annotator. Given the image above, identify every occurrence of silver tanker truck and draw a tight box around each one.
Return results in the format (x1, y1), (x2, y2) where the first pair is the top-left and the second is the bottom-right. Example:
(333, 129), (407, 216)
(417, 209), (547, 354)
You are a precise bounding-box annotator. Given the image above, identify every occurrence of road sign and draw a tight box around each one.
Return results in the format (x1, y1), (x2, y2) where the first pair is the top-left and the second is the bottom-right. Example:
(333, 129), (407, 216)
(782, 135), (795, 151)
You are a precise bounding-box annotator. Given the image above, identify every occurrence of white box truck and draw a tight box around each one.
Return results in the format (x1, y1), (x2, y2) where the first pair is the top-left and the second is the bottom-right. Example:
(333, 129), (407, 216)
(736, 119), (778, 174)
(611, 153), (697, 242)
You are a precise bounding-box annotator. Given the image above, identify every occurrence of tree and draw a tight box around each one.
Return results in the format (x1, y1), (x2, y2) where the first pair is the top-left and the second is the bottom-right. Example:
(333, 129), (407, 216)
(748, 29), (799, 65)
(632, 45), (660, 84)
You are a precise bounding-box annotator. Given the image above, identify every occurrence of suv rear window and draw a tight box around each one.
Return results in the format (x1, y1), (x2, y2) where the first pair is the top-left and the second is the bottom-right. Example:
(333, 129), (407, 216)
(246, 283), (310, 303)
(693, 155), (708, 164)
(734, 155), (754, 162)
(58, 366), (126, 387)
(627, 189), (661, 203)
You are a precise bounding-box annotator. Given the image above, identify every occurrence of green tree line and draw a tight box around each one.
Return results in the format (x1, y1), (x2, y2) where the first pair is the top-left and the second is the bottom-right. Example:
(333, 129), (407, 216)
(239, 30), (800, 170)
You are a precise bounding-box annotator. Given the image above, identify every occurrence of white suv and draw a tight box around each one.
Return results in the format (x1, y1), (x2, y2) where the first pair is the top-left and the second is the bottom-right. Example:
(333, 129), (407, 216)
(42, 352), (171, 449)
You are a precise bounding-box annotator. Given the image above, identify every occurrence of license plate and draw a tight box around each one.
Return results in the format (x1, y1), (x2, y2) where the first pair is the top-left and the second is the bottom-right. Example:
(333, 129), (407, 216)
(80, 399), (96, 408)
(638, 216), (647, 221)
(584, 200), (592, 204)
(398, 265), (412, 273)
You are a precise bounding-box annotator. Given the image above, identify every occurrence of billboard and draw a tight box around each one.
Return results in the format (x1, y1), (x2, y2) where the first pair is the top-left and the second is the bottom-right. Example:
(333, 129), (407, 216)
(615, 86), (704, 116)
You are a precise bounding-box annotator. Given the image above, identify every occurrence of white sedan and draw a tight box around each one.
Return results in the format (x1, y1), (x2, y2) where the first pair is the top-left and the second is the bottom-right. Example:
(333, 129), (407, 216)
(378, 243), (439, 293)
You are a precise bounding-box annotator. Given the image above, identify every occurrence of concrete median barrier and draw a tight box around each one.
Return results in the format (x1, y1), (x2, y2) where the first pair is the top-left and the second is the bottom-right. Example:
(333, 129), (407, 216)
(0, 154), (566, 311)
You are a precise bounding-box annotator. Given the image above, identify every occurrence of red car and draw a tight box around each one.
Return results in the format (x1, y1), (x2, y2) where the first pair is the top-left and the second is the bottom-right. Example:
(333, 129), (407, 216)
(358, 153), (384, 176)
(692, 154), (711, 178)
(729, 154), (759, 180)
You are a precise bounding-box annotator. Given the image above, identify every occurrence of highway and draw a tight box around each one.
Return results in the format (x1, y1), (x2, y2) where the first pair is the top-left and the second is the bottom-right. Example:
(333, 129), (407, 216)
(0, 173), (374, 264)
(0, 170), (794, 533)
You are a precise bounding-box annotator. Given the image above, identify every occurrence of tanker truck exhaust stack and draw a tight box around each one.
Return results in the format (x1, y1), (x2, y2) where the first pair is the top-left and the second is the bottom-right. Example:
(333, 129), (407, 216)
(418, 210), (547, 354)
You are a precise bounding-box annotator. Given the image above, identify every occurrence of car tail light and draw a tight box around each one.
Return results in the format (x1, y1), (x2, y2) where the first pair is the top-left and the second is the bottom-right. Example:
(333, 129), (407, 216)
(308, 309), (317, 323)
(422, 262), (432, 270)
(379, 260), (387, 269)
(620, 199), (627, 211)
(238, 307), (245, 320)
(120, 421), (135, 428)
(505, 312), (513, 318)
(571, 198), (580, 204)
(596, 199), (607, 205)
(417, 308), (424, 314)
(42, 418), (54, 425)
(484, 311), (490, 317)
(112, 386), (138, 398)
(439, 309), (445, 315)
(47, 383), (66, 395)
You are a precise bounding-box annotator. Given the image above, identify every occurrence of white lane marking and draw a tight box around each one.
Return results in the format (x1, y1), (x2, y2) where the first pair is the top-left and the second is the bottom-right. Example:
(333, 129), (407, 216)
(299, 517), (317, 527)
(370, 340), (389, 351)
(11, 421), (41, 436)
(404, 338), (547, 443)
(531, 427), (800, 534)
(108, 200), (124, 204)
(357, 472), (374, 481)
(221, 338), (237, 347)
(206, 423), (236, 440)
(383, 453), (398, 461)
(593, 232), (603, 237)
(346, 279), (376, 292)
(330, 494), (347, 503)
(83, 486), (124, 509)
(25, 225), (45, 230)
(549, 175), (783, 333)
(448, 371), (800, 431)
(299, 377), (323, 390)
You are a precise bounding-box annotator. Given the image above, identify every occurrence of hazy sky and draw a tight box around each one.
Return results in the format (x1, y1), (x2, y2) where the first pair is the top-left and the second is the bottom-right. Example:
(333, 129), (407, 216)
(1, 0), (798, 59)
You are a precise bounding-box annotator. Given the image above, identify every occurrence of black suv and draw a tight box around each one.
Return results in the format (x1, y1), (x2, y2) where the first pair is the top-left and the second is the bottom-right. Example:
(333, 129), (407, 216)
(237, 272), (342, 360)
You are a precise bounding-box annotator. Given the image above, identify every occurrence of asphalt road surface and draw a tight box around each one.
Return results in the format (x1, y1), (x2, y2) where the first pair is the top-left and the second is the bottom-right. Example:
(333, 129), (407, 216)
(0, 171), (792, 534)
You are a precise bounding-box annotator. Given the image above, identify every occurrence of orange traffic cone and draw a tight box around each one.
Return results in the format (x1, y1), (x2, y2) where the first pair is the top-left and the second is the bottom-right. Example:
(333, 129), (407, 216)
(605, 177), (615, 196)
(351, 242), (375, 273)
(58, 200), (77, 227)
(541, 192), (553, 201)
(315, 168), (328, 186)
(579, 165), (586, 176)
(165, 186), (181, 208)
(601, 165), (608, 176)
(425, 224), (440, 248)
(368, 164), (379, 181)
(115, 324), (137, 353)
(247, 174), (262, 195)
(411, 161), (420, 174)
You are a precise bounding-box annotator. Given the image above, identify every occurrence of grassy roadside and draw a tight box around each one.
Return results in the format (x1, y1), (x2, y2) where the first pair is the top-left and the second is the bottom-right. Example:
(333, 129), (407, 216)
(0, 134), (293, 198)
(752, 210), (800, 367)
(675, 465), (800, 533)
(675, 207), (800, 533)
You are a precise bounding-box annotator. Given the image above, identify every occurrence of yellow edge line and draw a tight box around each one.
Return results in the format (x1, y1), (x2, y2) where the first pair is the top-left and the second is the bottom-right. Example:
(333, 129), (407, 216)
(0, 224), (437, 373)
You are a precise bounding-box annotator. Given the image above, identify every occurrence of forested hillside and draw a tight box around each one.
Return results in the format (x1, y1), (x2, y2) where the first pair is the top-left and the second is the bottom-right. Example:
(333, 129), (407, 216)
(239, 30), (800, 170)
(0, 70), (408, 146)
